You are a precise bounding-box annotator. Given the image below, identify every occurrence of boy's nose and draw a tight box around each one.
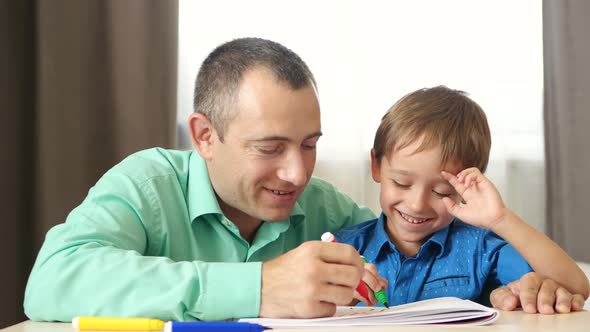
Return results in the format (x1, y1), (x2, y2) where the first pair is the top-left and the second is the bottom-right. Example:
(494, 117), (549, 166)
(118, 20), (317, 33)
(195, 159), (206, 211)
(409, 190), (429, 212)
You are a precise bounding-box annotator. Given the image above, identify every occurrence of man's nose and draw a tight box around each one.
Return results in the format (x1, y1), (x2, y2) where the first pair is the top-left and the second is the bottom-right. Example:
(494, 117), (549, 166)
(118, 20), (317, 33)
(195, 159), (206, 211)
(277, 151), (308, 186)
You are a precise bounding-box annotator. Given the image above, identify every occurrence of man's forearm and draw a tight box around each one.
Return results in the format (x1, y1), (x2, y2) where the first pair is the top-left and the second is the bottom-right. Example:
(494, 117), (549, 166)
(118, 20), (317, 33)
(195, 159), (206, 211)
(24, 243), (262, 321)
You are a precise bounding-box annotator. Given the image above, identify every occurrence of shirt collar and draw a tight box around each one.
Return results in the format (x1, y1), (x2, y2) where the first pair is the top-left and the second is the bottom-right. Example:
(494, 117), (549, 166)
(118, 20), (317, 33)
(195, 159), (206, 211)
(187, 152), (223, 221)
(362, 213), (392, 262)
(187, 151), (306, 225)
(363, 213), (452, 261)
(422, 220), (452, 259)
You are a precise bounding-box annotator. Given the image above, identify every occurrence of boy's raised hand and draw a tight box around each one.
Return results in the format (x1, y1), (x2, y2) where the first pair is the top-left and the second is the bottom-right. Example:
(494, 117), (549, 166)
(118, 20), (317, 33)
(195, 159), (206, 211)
(441, 168), (506, 230)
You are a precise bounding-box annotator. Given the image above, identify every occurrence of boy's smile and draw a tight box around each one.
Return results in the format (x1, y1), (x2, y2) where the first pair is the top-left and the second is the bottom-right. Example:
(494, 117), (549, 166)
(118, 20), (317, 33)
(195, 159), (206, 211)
(396, 209), (434, 225)
(371, 137), (463, 257)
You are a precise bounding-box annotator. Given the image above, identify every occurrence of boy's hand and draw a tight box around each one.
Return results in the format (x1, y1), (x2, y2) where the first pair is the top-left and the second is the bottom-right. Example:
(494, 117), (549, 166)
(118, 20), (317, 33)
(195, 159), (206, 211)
(350, 262), (389, 306)
(441, 168), (506, 230)
(490, 272), (586, 314)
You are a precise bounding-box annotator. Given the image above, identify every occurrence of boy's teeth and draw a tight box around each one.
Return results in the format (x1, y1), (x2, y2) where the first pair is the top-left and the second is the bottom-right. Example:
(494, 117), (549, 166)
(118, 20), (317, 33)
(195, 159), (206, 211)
(400, 211), (429, 224)
(272, 190), (288, 195)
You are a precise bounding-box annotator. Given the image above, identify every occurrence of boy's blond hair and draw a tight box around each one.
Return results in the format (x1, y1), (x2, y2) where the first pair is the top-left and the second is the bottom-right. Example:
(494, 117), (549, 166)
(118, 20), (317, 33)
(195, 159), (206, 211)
(373, 86), (491, 172)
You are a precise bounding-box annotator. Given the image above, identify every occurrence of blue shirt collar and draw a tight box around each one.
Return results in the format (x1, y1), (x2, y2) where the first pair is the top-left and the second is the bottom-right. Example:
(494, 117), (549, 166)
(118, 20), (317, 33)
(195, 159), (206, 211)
(363, 212), (452, 261)
(423, 220), (451, 259)
(362, 213), (392, 262)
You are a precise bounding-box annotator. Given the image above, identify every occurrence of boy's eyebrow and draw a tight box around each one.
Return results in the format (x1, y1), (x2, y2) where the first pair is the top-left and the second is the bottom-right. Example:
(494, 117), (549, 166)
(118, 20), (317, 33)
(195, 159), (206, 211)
(247, 131), (323, 142)
(391, 169), (413, 176)
(390, 169), (454, 185)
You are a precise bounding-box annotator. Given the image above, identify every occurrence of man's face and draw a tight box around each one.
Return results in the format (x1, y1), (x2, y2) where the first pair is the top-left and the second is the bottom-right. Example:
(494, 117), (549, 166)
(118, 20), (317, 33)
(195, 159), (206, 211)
(371, 138), (463, 256)
(207, 68), (321, 227)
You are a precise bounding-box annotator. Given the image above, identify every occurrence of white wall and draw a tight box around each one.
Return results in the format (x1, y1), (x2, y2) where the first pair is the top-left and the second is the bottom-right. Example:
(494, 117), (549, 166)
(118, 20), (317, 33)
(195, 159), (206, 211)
(177, 0), (545, 232)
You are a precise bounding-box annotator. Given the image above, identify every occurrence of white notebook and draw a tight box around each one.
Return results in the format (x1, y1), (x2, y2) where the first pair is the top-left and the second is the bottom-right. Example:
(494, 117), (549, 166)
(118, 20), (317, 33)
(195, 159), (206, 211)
(240, 297), (499, 327)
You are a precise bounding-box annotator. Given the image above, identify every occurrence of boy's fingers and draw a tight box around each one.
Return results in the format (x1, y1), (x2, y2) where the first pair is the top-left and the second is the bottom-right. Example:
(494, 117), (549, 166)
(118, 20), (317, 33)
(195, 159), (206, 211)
(441, 171), (469, 197)
(442, 197), (460, 215)
(361, 265), (382, 292)
(456, 167), (478, 182)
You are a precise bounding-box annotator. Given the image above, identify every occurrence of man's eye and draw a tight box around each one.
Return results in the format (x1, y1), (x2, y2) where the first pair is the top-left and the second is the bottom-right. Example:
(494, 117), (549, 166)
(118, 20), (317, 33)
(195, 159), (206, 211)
(256, 146), (279, 154)
(392, 180), (410, 188)
(302, 144), (316, 151)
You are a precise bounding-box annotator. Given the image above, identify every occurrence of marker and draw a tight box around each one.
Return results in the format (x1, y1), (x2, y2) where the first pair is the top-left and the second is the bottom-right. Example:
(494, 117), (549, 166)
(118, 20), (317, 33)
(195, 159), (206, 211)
(321, 232), (371, 300)
(72, 317), (165, 331)
(164, 321), (270, 332)
(361, 256), (390, 308)
(321, 232), (389, 308)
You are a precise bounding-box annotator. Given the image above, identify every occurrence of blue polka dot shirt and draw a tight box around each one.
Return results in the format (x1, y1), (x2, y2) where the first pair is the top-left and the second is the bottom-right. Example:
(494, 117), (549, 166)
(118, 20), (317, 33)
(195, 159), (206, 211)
(335, 212), (533, 306)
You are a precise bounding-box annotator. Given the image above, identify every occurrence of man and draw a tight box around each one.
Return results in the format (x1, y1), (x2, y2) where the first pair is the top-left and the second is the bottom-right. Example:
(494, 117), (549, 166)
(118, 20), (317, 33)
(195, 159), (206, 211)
(24, 37), (380, 322)
(24, 38), (583, 322)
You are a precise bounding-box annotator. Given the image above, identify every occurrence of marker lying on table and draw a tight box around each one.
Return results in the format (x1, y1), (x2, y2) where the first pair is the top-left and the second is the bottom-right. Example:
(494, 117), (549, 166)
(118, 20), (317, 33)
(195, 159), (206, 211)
(73, 317), (165, 331)
(164, 321), (270, 332)
(321, 231), (390, 308)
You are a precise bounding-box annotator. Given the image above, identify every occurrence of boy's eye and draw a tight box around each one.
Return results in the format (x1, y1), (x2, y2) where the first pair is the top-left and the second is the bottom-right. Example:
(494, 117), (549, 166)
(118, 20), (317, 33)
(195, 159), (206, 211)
(392, 180), (410, 188)
(433, 191), (452, 198)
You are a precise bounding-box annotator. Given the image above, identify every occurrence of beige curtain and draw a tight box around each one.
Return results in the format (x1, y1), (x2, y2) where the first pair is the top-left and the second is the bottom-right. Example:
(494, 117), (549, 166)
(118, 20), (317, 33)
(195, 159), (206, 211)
(0, 0), (178, 327)
(544, 1), (590, 262)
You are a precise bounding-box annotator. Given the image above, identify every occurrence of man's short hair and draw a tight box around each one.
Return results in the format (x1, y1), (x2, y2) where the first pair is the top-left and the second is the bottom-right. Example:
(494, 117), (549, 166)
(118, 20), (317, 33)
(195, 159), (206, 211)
(373, 86), (492, 172)
(193, 37), (317, 141)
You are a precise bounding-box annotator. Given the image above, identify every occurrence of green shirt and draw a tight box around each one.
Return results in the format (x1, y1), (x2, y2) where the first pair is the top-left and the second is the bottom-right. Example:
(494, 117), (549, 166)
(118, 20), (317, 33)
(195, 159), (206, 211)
(24, 148), (375, 322)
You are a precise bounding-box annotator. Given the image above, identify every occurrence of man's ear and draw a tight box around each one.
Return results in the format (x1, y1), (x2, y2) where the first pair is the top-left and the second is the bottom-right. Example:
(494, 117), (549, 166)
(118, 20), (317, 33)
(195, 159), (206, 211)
(188, 112), (216, 160)
(370, 149), (382, 183)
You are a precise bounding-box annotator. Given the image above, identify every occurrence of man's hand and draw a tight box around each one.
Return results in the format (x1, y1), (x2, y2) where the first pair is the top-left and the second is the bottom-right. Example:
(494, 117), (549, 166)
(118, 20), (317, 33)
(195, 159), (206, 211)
(259, 241), (364, 318)
(490, 272), (586, 314)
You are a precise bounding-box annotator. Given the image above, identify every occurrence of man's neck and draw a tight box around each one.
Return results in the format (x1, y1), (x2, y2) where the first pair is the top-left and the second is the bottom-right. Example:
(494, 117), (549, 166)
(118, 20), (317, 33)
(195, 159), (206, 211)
(216, 199), (262, 244)
(237, 220), (263, 244)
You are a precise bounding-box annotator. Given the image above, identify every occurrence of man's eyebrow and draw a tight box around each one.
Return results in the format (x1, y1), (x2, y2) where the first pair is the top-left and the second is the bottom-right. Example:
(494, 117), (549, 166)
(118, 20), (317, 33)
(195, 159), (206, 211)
(248, 131), (323, 142)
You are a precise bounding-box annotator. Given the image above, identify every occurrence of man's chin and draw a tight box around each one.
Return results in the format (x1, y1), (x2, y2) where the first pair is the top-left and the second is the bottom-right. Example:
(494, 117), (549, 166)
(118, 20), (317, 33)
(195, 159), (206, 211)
(259, 208), (293, 222)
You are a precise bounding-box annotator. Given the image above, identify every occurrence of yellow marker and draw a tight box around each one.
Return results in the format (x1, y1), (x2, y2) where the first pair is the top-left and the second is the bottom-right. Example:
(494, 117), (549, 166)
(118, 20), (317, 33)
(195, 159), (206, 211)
(73, 317), (165, 331)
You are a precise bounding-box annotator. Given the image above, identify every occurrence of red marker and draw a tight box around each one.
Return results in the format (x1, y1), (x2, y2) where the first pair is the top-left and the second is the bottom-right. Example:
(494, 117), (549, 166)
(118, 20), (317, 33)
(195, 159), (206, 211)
(321, 231), (370, 301)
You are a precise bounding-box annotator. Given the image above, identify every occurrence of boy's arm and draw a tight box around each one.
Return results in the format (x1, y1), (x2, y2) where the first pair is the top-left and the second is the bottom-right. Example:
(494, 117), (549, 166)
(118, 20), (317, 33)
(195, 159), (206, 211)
(490, 208), (589, 298)
(441, 168), (590, 300)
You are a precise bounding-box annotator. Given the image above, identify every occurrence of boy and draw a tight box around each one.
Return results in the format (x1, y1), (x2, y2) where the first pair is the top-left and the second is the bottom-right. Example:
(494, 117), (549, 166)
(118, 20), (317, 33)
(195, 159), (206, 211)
(336, 86), (589, 312)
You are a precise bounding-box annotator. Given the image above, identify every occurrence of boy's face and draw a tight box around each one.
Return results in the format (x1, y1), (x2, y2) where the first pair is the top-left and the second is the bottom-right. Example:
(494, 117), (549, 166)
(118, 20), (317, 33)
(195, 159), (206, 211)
(371, 138), (463, 256)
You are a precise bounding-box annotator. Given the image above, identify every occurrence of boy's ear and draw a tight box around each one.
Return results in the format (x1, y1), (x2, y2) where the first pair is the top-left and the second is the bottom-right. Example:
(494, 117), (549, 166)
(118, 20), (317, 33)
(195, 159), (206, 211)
(370, 149), (382, 183)
(188, 112), (216, 160)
